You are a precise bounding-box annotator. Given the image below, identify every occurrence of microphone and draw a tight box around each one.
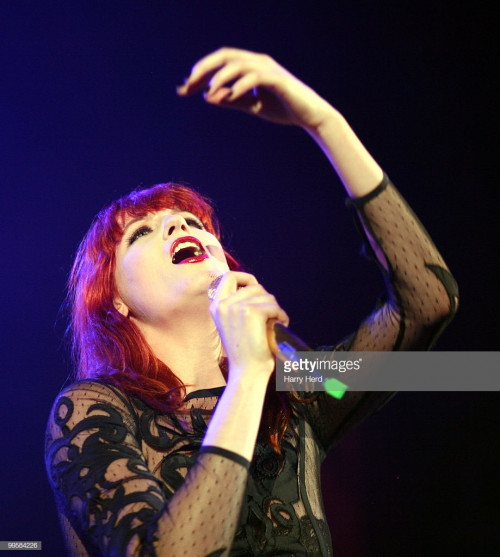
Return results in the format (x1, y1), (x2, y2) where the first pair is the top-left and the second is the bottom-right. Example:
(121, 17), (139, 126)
(207, 275), (311, 363)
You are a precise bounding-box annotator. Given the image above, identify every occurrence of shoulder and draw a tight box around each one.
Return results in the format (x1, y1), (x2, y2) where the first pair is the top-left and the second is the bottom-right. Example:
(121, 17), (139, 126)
(54, 379), (130, 405)
(46, 379), (138, 436)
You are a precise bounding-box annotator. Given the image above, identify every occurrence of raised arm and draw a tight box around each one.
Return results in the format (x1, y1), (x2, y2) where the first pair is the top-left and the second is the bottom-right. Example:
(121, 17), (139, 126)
(177, 47), (383, 197)
(178, 48), (458, 453)
(178, 47), (458, 352)
(291, 175), (458, 454)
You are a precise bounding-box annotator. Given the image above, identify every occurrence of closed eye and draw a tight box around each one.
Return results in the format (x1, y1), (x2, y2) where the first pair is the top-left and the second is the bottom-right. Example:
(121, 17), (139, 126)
(185, 217), (205, 230)
(127, 225), (153, 245)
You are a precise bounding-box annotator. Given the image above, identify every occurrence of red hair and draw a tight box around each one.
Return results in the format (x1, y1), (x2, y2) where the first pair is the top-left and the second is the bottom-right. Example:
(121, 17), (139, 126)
(68, 182), (289, 452)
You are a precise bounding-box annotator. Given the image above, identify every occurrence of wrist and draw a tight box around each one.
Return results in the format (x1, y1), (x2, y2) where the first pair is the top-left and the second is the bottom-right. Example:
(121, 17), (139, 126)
(203, 367), (269, 461)
(225, 366), (271, 397)
(303, 105), (344, 139)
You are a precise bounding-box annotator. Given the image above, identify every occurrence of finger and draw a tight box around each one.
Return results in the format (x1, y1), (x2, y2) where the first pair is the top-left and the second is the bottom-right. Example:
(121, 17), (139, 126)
(205, 75), (262, 114)
(215, 93), (263, 117)
(177, 69), (216, 96)
(225, 72), (261, 101)
(206, 60), (245, 96)
(178, 48), (241, 95)
(220, 286), (277, 306)
(190, 47), (251, 84)
(203, 87), (233, 105)
(246, 302), (290, 328)
(216, 286), (290, 329)
(260, 303), (290, 327)
(179, 48), (259, 96)
(211, 271), (258, 301)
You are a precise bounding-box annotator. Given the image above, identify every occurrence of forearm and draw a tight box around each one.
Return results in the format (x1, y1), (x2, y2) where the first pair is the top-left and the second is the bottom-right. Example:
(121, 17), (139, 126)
(304, 106), (384, 198)
(154, 452), (248, 557)
(153, 372), (268, 556)
(202, 370), (269, 461)
(127, 375), (268, 557)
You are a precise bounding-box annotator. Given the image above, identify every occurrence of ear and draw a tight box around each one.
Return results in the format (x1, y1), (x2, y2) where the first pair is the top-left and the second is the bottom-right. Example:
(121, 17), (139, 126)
(113, 296), (130, 317)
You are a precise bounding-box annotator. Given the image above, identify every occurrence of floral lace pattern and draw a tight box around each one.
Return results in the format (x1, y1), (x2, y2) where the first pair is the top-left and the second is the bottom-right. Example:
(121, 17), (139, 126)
(45, 179), (458, 556)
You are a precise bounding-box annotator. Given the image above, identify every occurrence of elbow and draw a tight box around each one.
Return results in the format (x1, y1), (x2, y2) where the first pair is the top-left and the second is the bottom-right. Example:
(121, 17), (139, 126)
(425, 264), (459, 322)
(442, 276), (459, 323)
(405, 268), (459, 350)
(421, 271), (459, 349)
(433, 291), (459, 333)
(433, 283), (459, 324)
(446, 288), (459, 321)
(404, 289), (459, 351)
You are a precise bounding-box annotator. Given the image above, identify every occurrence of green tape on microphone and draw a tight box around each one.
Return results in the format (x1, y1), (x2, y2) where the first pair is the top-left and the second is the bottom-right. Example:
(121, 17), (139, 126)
(324, 377), (348, 399)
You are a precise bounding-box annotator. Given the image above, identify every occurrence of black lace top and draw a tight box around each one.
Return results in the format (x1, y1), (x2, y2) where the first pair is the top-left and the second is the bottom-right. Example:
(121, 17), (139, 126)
(45, 176), (458, 556)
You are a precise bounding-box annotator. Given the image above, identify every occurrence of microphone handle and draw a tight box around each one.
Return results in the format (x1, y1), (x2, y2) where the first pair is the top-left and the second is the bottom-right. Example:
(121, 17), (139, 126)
(267, 320), (311, 363)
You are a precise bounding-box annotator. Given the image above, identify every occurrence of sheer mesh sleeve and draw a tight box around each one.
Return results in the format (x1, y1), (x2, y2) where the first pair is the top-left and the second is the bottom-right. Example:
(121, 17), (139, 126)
(343, 174), (458, 352)
(45, 381), (249, 556)
(293, 175), (459, 455)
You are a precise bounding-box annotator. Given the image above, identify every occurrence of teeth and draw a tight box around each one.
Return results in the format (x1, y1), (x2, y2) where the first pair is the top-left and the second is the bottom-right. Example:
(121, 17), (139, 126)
(171, 240), (206, 264)
(173, 241), (203, 255)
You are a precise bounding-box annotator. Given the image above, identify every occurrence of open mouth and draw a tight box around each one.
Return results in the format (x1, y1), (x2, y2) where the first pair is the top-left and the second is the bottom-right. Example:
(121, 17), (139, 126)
(170, 236), (208, 265)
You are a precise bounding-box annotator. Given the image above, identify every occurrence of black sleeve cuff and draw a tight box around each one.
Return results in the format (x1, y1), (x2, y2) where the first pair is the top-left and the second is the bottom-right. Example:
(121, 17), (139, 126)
(345, 172), (391, 208)
(198, 446), (251, 471)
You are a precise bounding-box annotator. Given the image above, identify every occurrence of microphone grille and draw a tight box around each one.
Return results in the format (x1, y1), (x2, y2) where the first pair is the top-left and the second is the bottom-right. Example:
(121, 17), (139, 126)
(207, 274), (223, 301)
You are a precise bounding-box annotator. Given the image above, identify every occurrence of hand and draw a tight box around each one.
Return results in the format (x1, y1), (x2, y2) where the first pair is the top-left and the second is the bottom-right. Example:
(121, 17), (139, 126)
(209, 271), (289, 384)
(177, 47), (335, 130)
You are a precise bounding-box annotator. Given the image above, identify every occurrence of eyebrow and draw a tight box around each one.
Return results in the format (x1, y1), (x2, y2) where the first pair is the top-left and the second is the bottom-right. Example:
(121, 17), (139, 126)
(122, 215), (150, 235)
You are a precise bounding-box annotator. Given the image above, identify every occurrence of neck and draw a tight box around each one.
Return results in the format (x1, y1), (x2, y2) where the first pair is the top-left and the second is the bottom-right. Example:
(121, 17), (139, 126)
(133, 310), (226, 394)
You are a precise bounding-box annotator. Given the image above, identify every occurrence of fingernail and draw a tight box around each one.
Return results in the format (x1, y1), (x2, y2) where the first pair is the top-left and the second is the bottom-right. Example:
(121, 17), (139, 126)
(204, 86), (218, 98)
(176, 77), (189, 90)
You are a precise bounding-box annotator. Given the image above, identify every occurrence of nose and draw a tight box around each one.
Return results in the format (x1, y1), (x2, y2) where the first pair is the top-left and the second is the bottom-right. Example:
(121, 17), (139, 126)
(162, 214), (189, 239)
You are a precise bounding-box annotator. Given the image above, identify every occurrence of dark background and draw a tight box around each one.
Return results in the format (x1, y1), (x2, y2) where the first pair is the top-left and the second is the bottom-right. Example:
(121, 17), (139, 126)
(1, 1), (498, 555)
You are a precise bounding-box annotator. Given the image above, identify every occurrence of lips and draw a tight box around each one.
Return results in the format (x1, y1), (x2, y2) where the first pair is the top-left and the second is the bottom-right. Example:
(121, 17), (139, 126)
(170, 236), (208, 265)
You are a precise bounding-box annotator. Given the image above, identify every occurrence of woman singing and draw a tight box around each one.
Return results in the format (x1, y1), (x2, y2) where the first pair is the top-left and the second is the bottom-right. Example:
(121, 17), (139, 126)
(45, 48), (458, 556)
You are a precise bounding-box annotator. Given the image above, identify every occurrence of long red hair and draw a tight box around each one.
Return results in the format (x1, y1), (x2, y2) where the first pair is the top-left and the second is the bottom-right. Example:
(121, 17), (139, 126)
(68, 182), (289, 452)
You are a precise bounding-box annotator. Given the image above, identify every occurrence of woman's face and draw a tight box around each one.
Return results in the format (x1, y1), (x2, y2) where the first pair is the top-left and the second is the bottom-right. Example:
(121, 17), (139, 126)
(113, 209), (229, 326)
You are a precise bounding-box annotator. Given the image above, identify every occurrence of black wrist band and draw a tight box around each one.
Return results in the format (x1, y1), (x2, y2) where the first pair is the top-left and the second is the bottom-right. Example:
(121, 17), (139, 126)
(346, 172), (391, 208)
(198, 446), (251, 470)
